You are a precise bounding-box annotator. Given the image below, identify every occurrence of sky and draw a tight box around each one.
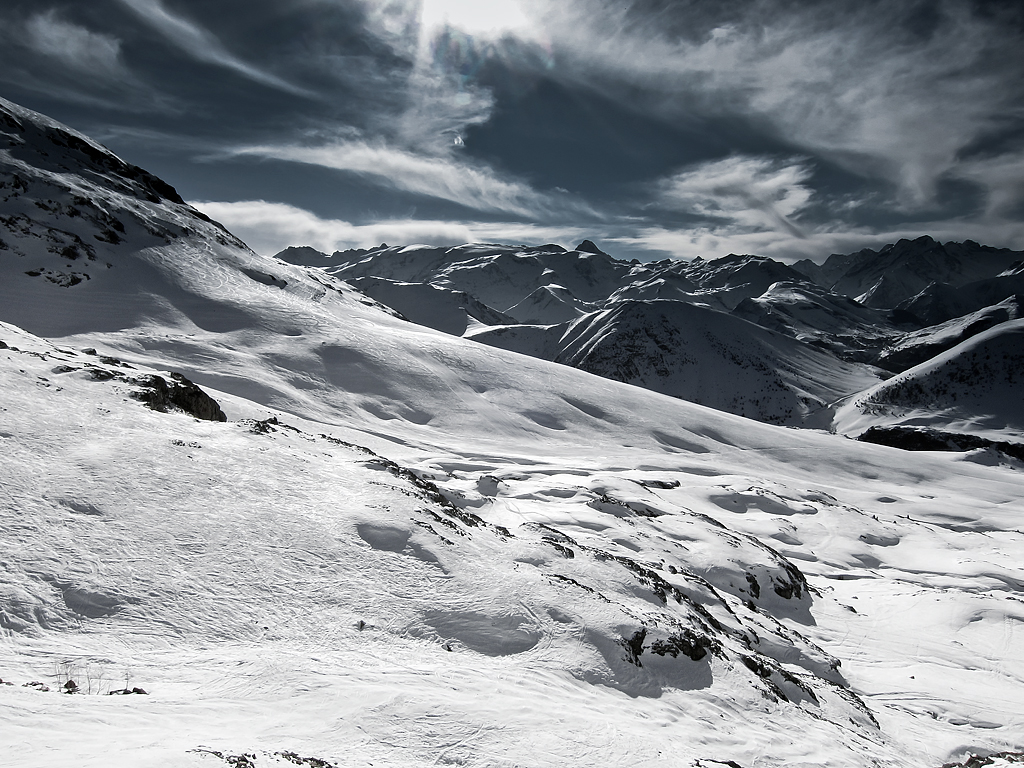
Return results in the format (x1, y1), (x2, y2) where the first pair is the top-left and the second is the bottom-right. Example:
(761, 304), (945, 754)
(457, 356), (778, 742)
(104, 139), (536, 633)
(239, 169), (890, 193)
(2, 0), (1024, 263)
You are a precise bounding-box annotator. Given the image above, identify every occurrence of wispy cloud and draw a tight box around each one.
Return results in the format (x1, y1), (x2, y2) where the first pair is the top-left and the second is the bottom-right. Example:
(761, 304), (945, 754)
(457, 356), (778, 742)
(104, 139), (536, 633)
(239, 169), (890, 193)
(191, 199), (590, 255)
(953, 151), (1024, 220)
(0, 8), (168, 111)
(658, 156), (813, 238)
(197, 197), (1024, 263)
(419, 0), (531, 39)
(23, 9), (127, 80)
(535, 0), (1024, 212)
(118, 0), (313, 97)
(228, 139), (592, 219)
(354, 1), (532, 152)
(614, 218), (1024, 264)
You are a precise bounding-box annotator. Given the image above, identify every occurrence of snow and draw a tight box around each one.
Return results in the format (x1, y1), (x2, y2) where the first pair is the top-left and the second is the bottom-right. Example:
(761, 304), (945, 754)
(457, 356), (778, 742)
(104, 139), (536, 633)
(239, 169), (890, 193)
(877, 297), (1022, 372)
(339, 277), (517, 336)
(4, 317), (1023, 768)
(2, 95), (1024, 768)
(470, 298), (882, 427)
(733, 280), (895, 359)
(827, 237), (1024, 309)
(898, 274), (1024, 328)
(834, 319), (1024, 441)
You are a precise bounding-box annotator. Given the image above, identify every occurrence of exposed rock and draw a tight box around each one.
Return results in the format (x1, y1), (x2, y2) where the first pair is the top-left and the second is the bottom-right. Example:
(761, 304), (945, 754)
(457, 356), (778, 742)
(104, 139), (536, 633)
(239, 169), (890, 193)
(620, 627), (648, 667)
(857, 426), (1024, 461)
(131, 373), (227, 422)
(576, 239), (608, 255)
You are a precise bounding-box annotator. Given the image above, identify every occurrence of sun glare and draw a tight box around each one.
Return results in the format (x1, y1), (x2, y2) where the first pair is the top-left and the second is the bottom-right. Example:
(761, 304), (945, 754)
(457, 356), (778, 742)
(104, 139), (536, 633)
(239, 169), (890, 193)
(420, 0), (530, 37)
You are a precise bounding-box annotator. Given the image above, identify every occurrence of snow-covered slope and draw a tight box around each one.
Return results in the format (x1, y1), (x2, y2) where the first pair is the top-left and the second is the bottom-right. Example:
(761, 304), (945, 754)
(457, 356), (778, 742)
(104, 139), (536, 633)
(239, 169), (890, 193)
(598, 254), (795, 312)
(470, 299), (882, 427)
(877, 297), (1023, 372)
(3, 96), (1024, 768)
(275, 236), (1024, 437)
(341, 276), (517, 335)
(352, 236), (1024, 435)
(304, 243), (886, 426)
(897, 273), (1024, 327)
(732, 280), (896, 361)
(835, 319), (1024, 441)
(4, 318), (1023, 768)
(815, 236), (1024, 309)
(504, 283), (599, 324)
(663, 253), (811, 311)
(0, 95), (322, 339)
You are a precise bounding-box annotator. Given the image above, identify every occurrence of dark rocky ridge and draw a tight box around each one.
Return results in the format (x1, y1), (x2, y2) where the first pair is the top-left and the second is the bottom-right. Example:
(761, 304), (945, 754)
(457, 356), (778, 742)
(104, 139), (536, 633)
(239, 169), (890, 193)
(857, 425), (1024, 462)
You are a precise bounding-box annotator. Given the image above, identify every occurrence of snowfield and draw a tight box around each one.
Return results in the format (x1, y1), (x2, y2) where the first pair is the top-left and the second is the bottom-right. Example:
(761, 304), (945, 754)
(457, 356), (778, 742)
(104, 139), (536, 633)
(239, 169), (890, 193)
(3, 320), (1023, 768)
(2, 96), (1023, 768)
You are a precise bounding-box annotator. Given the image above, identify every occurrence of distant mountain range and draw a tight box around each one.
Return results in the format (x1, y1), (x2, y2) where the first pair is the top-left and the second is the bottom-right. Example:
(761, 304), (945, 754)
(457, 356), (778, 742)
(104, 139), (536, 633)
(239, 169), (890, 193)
(276, 234), (1024, 437)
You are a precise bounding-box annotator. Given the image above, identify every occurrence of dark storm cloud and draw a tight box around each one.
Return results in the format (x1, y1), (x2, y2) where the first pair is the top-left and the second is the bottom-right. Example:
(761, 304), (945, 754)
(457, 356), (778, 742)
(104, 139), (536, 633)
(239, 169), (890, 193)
(0, 0), (1022, 260)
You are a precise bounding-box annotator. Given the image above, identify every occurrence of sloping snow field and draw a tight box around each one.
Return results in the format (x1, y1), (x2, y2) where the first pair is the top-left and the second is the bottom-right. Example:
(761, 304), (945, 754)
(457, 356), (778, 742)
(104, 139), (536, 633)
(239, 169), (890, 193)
(835, 320), (1024, 441)
(2, 96), (1023, 768)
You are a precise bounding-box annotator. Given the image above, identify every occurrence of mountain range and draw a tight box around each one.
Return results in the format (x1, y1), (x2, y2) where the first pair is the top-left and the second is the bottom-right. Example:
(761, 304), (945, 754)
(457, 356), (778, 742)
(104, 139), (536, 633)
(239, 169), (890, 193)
(276, 232), (1023, 438)
(2, 95), (1022, 768)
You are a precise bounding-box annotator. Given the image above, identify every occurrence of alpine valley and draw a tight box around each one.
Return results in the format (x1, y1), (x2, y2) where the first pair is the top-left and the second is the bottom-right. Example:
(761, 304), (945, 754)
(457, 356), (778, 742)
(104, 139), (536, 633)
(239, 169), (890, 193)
(1, 96), (1022, 768)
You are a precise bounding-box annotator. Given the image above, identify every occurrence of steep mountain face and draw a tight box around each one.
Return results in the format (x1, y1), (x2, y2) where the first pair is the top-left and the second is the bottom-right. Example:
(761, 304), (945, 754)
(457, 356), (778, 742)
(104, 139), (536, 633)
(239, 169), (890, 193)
(285, 244), (830, 318)
(791, 250), (862, 288)
(314, 242), (637, 312)
(877, 297), (1023, 372)
(731, 281), (896, 361)
(601, 263), (700, 304)
(0, 98), (182, 208)
(0, 96), (283, 338)
(669, 253), (812, 310)
(808, 236), (1024, 309)
(599, 254), (812, 312)
(897, 273), (1024, 326)
(504, 283), (600, 324)
(2, 96), (1024, 768)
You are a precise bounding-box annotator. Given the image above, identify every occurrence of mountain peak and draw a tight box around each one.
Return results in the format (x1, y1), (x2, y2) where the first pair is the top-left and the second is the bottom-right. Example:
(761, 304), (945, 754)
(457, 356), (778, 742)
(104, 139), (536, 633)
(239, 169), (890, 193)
(575, 239), (607, 256)
(0, 96), (185, 207)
